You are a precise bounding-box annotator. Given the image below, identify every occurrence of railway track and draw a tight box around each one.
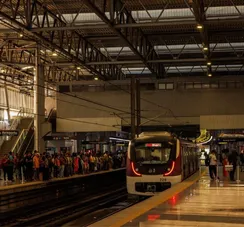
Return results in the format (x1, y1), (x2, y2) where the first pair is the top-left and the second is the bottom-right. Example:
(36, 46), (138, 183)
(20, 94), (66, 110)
(0, 183), (125, 226)
(64, 196), (146, 227)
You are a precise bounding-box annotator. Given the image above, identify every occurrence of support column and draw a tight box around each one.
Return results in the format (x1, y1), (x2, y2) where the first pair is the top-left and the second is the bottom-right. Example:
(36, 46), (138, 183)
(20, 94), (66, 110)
(34, 45), (45, 152)
(136, 79), (141, 137)
(4, 80), (11, 126)
(130, 75), (136, 140)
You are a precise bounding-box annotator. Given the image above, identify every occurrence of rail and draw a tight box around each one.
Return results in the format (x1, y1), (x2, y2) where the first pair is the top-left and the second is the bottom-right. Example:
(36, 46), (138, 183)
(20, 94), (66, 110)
(11, 119), (34, 155)
(19, 127), (34, 157)
(47, 108), (56, 122)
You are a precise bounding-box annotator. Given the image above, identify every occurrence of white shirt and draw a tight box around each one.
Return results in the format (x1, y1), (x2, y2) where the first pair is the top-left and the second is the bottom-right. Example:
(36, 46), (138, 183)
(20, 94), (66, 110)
(209, 153), (217, 166)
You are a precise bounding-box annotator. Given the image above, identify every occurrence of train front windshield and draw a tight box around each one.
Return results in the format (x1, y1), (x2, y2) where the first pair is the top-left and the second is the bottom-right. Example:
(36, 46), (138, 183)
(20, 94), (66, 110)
(134, 142), (175, 164)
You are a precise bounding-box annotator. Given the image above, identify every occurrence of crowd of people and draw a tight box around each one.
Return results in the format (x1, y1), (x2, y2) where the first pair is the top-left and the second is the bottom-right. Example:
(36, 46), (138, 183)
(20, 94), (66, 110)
(205, 149), (241, 181)
(0, 150), (126, 183)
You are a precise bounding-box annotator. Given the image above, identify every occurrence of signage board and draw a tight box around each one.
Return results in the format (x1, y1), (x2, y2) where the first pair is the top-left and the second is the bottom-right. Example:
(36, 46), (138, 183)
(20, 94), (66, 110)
(0, 130), (19, 136)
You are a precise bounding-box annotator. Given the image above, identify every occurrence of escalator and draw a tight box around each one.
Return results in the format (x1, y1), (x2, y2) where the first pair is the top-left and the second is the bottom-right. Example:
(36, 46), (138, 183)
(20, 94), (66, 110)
(18, 126), (34, 157)
(47, 108), (57, 132)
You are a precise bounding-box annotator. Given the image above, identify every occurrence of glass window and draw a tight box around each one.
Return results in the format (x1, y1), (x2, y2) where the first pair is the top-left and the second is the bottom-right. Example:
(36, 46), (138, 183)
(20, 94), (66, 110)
(166, 83), (174, 89)
(159, 83), (166, 90)
(210, 83), (218, 88)
(219, 82), (227, 88)
(134, 142), (174, 164)
(202, 83), (210, 88)
(185, 83), (193, 89)
(193, 83), (201, 89)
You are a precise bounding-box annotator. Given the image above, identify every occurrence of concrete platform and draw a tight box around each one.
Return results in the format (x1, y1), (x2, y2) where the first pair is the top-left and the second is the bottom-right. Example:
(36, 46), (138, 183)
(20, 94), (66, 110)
(0, 168), (125, 195)
(90, 169), (244, 227)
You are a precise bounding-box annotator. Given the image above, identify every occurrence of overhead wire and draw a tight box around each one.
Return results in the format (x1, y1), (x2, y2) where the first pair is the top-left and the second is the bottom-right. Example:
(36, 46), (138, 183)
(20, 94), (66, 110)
(0, 78), (122, 129)
(1, 74), (169, 126)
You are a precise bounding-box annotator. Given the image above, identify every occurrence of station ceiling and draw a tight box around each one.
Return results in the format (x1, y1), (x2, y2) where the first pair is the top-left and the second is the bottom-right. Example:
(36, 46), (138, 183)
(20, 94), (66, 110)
(0, 0), (244, 87)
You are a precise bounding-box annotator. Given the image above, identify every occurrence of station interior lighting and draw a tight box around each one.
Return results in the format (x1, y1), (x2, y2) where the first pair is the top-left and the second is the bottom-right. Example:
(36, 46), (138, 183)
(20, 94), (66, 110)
(94, 77), (99, 80)
(77, 66), (81, 70)
(203, 47), (208, 51)
(197, 24), (203, 29)
(19, 33), (23, 37)
(52, 51), (57, 56)
(207, 61), (211, 66)
(208, 73), (212, 77)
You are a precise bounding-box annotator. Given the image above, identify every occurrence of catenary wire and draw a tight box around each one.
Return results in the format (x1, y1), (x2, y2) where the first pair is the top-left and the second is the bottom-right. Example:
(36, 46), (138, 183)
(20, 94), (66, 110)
(1, 76), (168, 126)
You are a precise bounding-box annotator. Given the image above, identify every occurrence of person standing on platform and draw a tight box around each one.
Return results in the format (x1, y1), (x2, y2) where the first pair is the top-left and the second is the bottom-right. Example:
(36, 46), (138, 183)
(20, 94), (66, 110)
(209, 150), (217, 180)
(1, 154), (9, 182)
(7, 152), (14, 182)
(33, 153), (40, 181)
(228, 150), (238, 181)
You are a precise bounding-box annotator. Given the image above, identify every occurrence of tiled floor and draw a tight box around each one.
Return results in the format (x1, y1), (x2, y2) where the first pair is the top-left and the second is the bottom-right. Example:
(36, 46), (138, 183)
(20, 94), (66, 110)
(122, 175), (244, 227)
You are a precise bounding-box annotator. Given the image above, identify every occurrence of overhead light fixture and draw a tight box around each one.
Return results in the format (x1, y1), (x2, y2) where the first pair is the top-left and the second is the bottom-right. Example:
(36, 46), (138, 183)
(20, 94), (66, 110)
(77, 66), (81, 70)
(203, 47), (208, 51)
(94, 77), (99, 80)
(19, 33), (23, 37)
(52, 52), (57, 56)
(207, 61), (211, 66)
(208, 73), (212, 77)
(197, 24), (203, 29)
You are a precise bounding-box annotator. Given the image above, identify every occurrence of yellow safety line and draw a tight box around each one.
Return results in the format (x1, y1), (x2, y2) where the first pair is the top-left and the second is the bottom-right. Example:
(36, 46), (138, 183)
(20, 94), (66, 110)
(94, 169), (206, 227)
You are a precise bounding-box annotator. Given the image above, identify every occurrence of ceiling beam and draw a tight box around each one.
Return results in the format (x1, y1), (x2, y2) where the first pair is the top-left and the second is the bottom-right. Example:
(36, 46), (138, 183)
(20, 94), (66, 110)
(83, 0), (164, 78)
(29, 18), (244, 32)
(50, 56), (244, 66)
(0, 0), (124, 80)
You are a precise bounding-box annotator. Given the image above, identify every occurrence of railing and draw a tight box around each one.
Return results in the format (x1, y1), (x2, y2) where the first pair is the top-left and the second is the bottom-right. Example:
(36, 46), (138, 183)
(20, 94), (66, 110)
(0, 108), (34, 150)
(20, 132), (34, 157)
(12, 119), (34, 155)
(47, 108), (56, 122)
(12, 129), (28, 155)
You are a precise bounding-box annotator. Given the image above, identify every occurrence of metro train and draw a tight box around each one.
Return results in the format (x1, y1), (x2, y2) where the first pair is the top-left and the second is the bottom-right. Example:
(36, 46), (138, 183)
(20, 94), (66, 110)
(126, 132), (199, 196)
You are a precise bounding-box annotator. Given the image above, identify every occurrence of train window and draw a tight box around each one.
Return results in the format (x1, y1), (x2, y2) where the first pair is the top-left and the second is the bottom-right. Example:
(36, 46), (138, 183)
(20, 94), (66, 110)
(134, 142), (175, 164)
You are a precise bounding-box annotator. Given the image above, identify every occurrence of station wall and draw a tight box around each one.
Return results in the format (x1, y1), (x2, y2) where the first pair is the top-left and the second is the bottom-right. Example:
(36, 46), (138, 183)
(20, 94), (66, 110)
(56, 87), (244, 131)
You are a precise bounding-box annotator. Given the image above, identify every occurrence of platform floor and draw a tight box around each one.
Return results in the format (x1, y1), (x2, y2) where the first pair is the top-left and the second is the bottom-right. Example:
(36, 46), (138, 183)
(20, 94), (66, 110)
(0, 168), (124, 192)
(90, 170), (244, 227)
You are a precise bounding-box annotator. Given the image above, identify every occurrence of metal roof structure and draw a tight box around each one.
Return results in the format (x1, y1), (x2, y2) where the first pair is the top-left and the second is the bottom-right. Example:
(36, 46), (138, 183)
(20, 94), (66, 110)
(0, 0), (244, 88)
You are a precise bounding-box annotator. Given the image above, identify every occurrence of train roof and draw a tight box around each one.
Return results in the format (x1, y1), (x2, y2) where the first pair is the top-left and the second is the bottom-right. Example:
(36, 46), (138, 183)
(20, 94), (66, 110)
(134, 131), (196, 145)
(138, 131), (172, 138)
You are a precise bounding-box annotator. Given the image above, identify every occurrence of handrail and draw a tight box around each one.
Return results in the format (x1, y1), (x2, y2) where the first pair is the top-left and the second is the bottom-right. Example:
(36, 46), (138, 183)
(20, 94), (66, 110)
(21, 132), (34, 156)
(11, 129), (27, 155)
(11, 119), (34, 155)
(47, 108), (56, 122)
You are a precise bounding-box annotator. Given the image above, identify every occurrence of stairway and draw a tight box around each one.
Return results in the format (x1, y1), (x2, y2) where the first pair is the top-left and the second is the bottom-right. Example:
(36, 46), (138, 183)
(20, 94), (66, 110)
(0, 117), (33, 154)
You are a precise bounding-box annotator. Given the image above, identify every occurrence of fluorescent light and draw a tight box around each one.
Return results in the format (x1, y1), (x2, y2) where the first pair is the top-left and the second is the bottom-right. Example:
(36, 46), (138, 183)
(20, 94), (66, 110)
(207, 62), (211, 65)
(52, 52), (57, 56)
(22, 66), (33, 70)
(19, 33), (23, 37)
(94, 77), (99, 80)
(197, 24), (203, 29)
(109, 137), (130, 142)
(203, 47), (208, 51)
(77, 67), (81, 70)
(208, 73), (212, 77)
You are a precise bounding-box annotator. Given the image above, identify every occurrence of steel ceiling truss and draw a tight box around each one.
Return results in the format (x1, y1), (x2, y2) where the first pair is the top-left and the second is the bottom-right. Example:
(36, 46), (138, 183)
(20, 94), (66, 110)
(0, 41), (76, 82)
(83, 0), (165, 78)
(0, 0), (124, 80)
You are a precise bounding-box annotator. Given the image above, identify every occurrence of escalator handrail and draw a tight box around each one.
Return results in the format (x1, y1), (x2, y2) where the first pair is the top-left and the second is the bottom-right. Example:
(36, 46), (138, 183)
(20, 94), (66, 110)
(21, 131), (34, 156)
(12, 119), (34, 155)
(47, 108), (56, 122)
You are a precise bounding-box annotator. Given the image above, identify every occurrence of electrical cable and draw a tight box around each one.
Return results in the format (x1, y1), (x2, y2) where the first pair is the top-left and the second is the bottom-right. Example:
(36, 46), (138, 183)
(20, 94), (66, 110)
(0, 79), (122, 129)
(0, 76), (168, 126)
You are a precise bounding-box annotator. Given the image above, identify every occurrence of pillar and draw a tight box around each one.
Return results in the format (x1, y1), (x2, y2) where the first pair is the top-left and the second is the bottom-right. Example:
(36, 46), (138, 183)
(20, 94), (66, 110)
(34, 45), (45, 152)
(130, 75), (136, 140)
(136, 79), (141, 137)
(4, 81), (11, 125)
